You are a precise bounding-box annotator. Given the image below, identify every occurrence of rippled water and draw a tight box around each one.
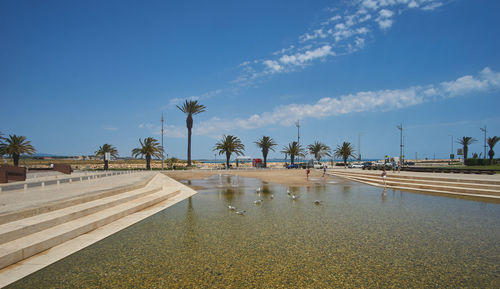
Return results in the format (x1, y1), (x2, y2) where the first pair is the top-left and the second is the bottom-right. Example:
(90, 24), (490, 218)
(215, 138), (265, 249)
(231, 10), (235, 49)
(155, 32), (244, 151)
(8, 175), (500, 288)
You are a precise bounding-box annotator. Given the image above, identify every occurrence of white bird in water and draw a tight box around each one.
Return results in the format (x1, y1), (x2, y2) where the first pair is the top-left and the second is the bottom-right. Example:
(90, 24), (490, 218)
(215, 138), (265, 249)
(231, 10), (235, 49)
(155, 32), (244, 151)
(235, 210), (246, 215)
(291, 195), (298, 200)
(254, 199), (263, 204)
(313, 200), (321, 205)
(256, 187), (261, 193)
(270, 194), (274, 199)
(228, 205), (236, 210)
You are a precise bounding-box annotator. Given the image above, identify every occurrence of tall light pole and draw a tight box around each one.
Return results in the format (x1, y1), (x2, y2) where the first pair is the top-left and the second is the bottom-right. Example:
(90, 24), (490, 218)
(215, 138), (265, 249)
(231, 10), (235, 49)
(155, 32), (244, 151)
(448, 134), (453, 159)
(480, 126), (487, 159)
(358, 132), (364, 161)
(161, 113), (165, 170)
(295, 120), (300, 162)
(397, 124), (403, 163)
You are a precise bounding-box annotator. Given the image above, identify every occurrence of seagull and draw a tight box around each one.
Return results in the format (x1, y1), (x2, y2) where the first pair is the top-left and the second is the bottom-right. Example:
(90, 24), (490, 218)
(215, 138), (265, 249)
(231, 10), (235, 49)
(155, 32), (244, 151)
(270, 194), (274, 199)
(228, 205), (236, 210)
(254, 199), (263, 205)
(235, 210), (246, 215)
(313, 200), (321, 205)
(256, 187), (261, 193)
(291, 195), (298, 200)
(287, 189), (291, 195)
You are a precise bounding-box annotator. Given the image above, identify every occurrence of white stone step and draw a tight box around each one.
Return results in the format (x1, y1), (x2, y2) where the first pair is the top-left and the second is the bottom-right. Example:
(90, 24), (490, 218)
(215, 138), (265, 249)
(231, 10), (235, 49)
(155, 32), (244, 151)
(331, 171), (500, 191)
(0, 189), (180, 270)
(0, 174), (155, 225)
(0, 187), (162, 244)
(330, 172), (500, 197)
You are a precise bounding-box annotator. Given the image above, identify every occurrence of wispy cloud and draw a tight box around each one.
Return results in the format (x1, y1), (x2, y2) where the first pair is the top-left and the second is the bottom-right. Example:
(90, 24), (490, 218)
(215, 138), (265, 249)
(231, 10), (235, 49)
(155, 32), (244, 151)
(234, 0), (447, 86)
(171, 67), (500, 138)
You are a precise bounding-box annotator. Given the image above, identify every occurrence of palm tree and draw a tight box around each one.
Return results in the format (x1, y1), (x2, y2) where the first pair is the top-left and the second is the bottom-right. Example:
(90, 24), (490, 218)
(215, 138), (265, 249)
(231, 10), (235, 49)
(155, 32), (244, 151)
(131, 137), (163, 170)
(457, 136), (477, 160)
(487, 136), (499, 164)
(213, 135), (245, 168)
(307, 141), (331, 161)
(95, 144), (118, 170)
(254, 136), (277, 168)
(334, 142), (356, 166)
(280, 141), (304, 165)
(0, 135), (36, 166)
(177, 100), (206, 167)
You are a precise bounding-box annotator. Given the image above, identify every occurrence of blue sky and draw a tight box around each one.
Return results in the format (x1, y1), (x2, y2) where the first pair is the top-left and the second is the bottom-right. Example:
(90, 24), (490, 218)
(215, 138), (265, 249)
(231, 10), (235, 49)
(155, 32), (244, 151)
(1, 0), (499, 160)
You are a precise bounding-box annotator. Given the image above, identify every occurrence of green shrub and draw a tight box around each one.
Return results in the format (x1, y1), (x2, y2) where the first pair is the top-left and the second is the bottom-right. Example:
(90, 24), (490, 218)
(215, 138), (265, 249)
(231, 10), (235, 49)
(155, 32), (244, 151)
(464, 158), (499, 166)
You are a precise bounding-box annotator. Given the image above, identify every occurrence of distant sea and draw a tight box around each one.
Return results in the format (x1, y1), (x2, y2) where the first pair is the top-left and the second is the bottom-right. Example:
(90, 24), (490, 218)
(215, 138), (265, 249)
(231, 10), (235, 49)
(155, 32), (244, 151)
(197, 158), (378, 164)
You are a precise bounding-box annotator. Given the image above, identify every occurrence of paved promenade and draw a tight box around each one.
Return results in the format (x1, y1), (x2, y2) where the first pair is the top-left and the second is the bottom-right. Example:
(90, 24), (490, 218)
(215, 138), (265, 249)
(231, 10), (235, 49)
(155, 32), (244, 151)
(0, 171), (154, 215)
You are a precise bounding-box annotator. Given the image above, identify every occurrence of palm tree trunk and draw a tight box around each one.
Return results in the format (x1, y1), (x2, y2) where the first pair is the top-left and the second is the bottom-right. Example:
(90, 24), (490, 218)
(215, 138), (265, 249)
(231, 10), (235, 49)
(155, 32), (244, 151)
(13, 154), (19, 166)
(263, 151), (268, 168)
(464, 146), (468, 160)
(187, 127), (192, 167)
(146, 155), (151, 170)
(291, 155), (295, 165)
(186, 115), (193, 167)
(226, 152), (231, 169)
(104, 160), (109, 170)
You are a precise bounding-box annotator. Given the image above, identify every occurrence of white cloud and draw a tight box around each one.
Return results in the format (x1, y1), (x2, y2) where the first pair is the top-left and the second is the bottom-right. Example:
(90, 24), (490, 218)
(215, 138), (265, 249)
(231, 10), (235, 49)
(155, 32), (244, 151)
(233, 0), (448, 86)
(279, 45), (334, 66)
(263, 60), (283, 73)
(422, 2), (443, 11)
(189, 67), (500, 137)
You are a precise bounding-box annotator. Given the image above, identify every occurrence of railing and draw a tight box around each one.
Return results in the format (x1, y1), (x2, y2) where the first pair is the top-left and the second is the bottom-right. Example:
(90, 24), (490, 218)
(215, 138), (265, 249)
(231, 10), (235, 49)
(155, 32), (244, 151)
(0, 170), (141, 193)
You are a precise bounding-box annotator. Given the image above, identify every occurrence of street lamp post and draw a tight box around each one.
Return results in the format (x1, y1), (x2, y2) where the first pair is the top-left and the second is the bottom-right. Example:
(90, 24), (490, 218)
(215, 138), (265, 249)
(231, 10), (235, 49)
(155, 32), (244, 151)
(448, 134), (453, 159)
(161, 113), (165, 170)
(480, 126), (487, 159)
(397, 124), (403, 163)
(358, 132), (364, 161)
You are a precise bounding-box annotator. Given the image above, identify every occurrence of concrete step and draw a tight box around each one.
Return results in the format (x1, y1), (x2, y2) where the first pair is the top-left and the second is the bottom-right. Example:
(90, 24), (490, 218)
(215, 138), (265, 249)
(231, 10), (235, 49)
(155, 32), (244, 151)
(331, 169), (500, 185)
(330, 171), (500, 191)
(0, 189), (180, 270)
(0, 187), (162, 244)
(330, 172), (500, 198)
(0, 174), (155, 225)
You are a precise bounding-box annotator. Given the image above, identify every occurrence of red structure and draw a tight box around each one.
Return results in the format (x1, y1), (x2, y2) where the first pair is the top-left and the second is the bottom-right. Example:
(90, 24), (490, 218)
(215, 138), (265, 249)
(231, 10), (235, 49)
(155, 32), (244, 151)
(252, 158), (263, 167)
(0, 165), (27, 183)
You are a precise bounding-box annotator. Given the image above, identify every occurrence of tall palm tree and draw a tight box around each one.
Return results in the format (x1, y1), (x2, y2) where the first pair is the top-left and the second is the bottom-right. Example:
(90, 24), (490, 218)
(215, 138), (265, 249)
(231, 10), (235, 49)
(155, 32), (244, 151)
(131, 137), (163, 170)
(487, 136), (499, 164)
(334, 142), (356, 166)
(213, 135), (245, 168)
(254, 136), (277, 168)
(307, 141), (331, 161)
(95, 144), (118, 170)
(457, 136), (476, 160)
(177, 100), (206, 167)
(0, 135), (36, 166)
(280, 141), (304, 165)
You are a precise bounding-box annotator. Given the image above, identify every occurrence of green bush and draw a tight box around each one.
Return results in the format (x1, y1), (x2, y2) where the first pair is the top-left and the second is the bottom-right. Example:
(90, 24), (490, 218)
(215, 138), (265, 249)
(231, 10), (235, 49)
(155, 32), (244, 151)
(335, 162), (347, 166)
(464, 158), (498, 166)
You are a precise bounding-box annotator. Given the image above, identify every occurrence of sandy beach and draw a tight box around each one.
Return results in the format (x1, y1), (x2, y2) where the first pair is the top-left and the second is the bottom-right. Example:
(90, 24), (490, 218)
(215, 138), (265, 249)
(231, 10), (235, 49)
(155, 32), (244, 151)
(163, 168), (344, 189)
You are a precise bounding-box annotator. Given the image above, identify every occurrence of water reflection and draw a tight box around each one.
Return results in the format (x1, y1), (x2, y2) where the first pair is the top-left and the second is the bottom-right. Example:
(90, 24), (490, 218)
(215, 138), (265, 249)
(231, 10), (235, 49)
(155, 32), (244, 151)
(8, 176), (500, 289)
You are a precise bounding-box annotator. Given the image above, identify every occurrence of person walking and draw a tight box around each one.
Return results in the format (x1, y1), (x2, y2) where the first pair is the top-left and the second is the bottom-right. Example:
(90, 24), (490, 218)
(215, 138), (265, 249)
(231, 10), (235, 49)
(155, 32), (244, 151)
(322, 166), (326, 177)
(381, 168), (387, 187)
(306, 167), (311, 180)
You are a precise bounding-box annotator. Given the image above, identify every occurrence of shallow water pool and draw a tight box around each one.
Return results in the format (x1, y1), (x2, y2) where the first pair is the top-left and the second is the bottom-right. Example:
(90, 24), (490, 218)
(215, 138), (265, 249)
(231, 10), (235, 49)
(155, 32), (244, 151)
(8, 175), (500, 288)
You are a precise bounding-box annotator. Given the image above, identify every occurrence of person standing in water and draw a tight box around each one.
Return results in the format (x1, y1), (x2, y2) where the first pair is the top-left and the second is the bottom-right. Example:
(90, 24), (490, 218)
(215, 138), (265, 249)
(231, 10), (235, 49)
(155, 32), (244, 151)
(381, 168), (387, 187)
